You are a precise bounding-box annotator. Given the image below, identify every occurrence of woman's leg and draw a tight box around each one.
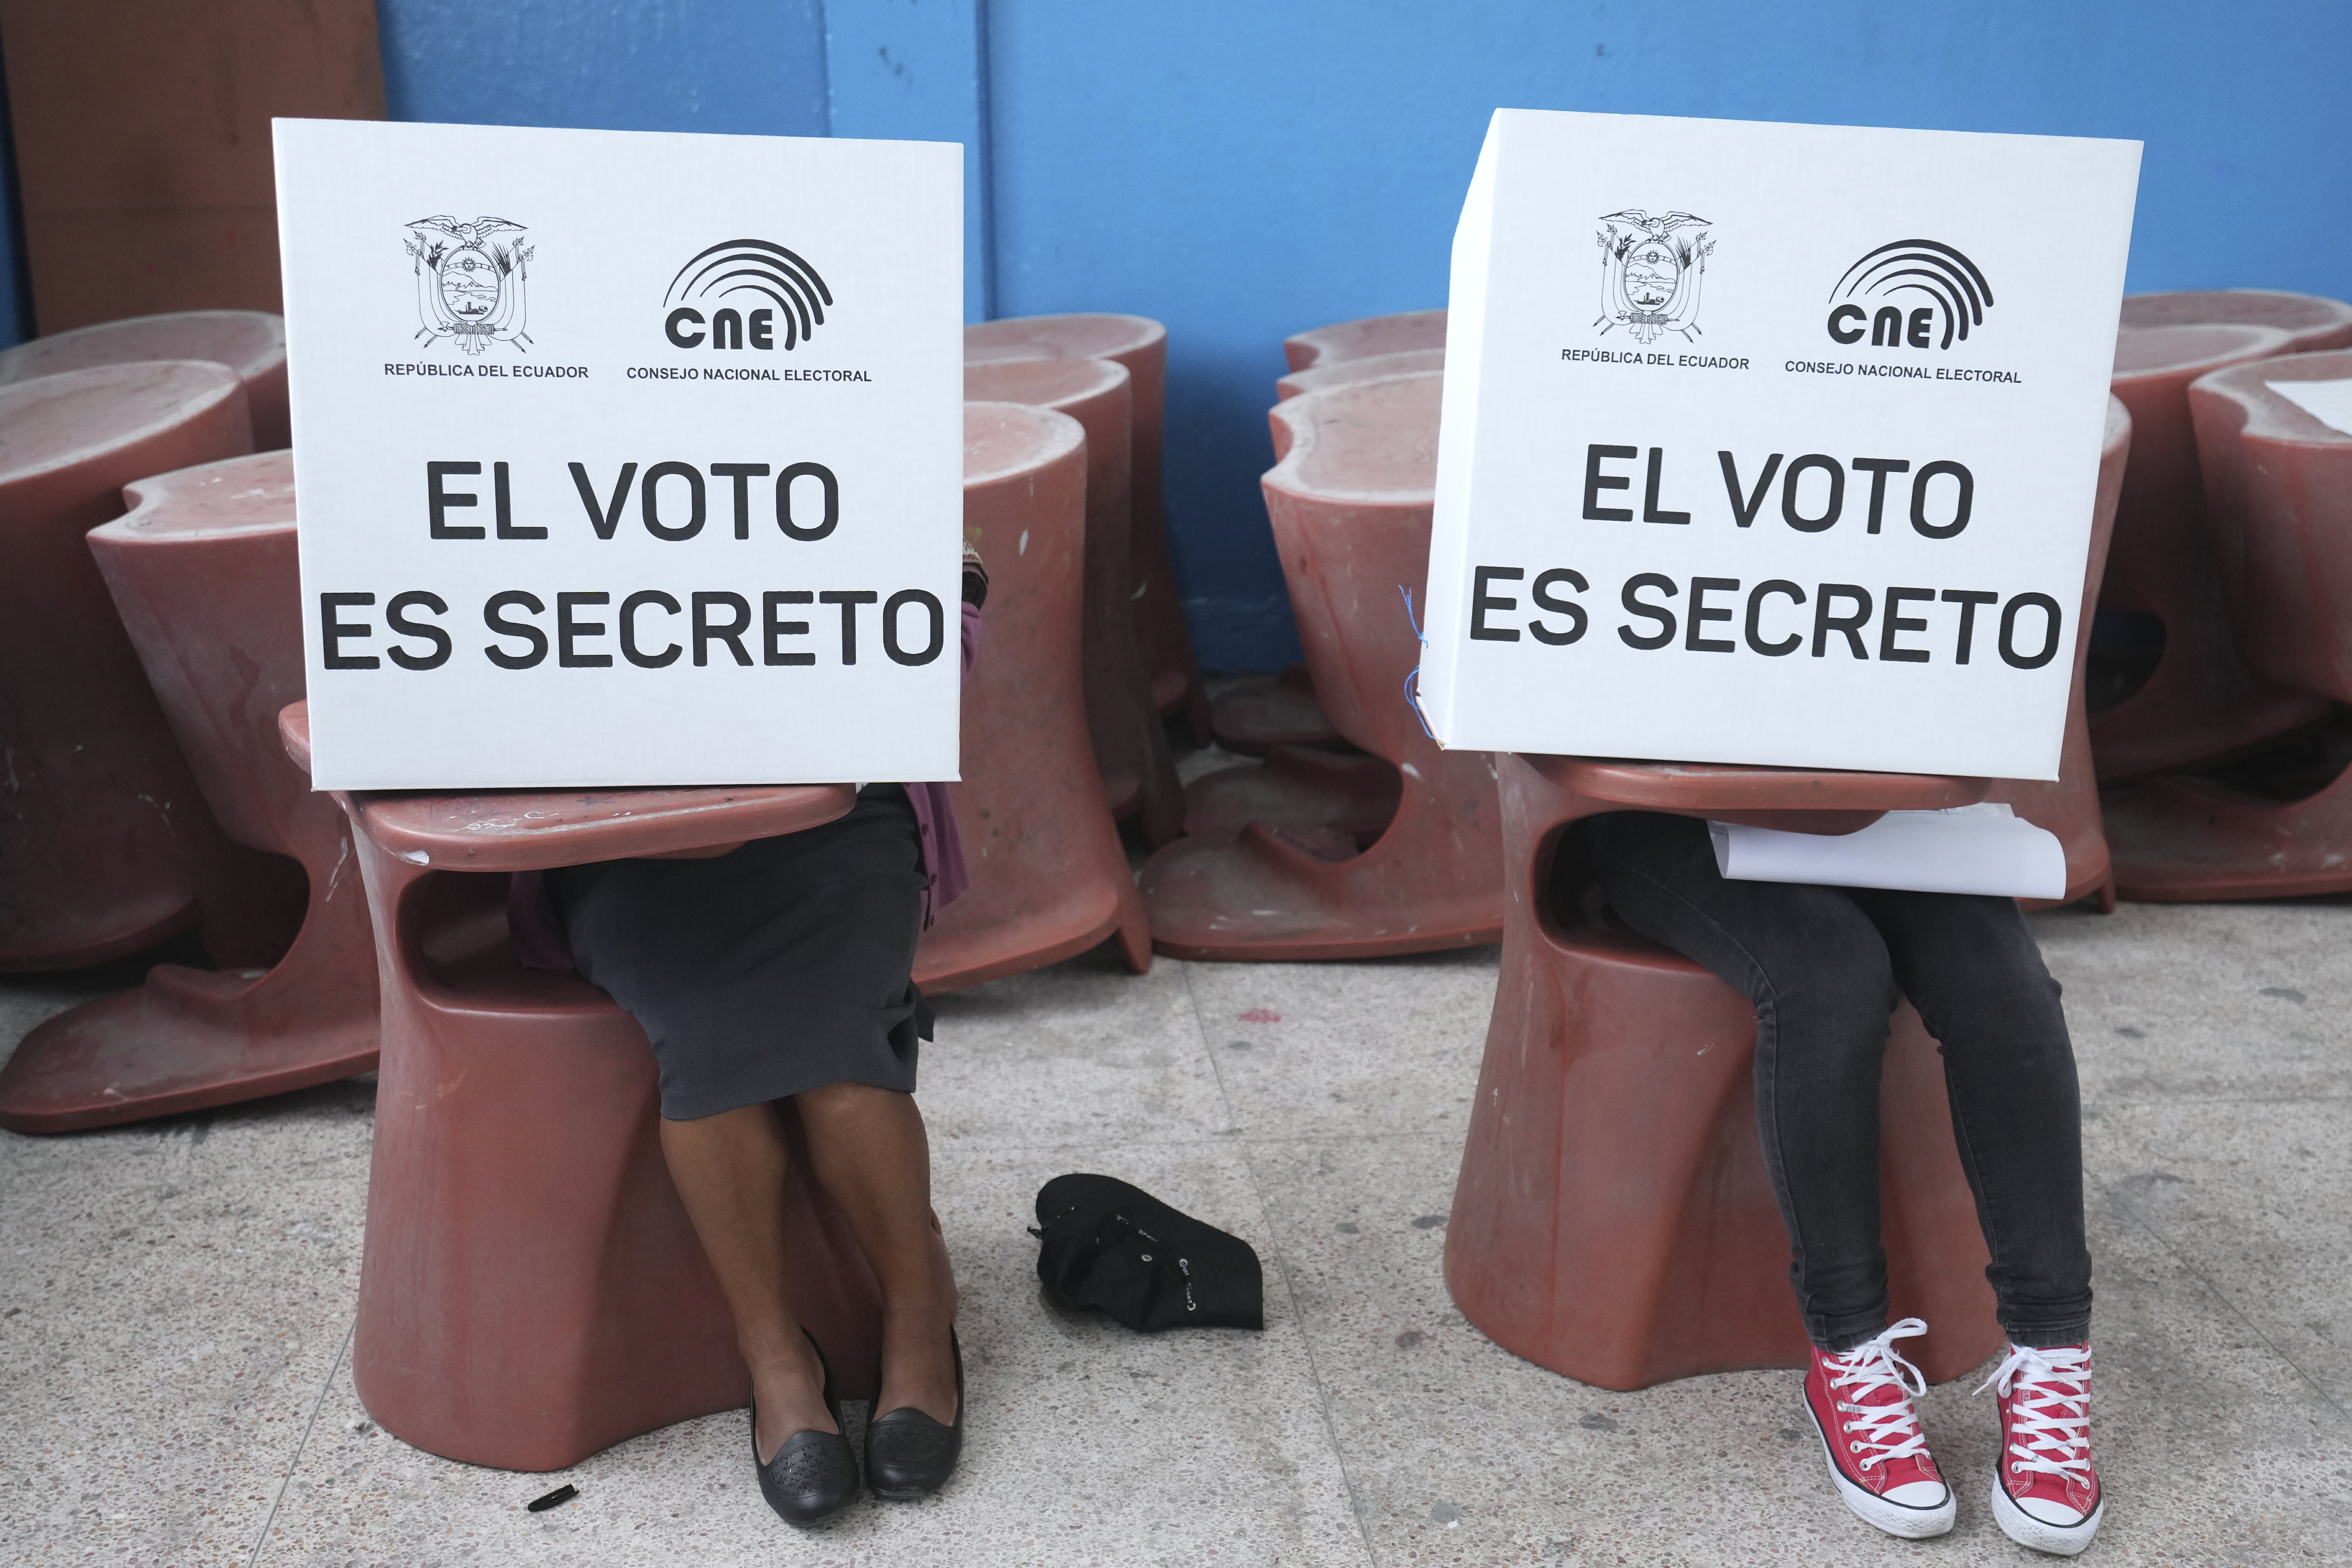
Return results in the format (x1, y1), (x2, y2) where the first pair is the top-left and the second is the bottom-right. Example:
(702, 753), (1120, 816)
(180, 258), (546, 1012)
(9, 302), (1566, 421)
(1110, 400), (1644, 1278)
(1588, 812), (1905, 1349)
(1846, 888), (2092, 1348)
(796, 1081), (960, 1421)
(659, 1103), (836, 1462)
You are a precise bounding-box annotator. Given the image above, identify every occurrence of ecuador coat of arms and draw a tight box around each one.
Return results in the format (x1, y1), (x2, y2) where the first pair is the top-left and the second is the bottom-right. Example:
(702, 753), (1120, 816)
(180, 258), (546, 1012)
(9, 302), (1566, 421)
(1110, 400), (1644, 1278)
(1594, 209), (1714, 345)
(406, 215), (535, 354)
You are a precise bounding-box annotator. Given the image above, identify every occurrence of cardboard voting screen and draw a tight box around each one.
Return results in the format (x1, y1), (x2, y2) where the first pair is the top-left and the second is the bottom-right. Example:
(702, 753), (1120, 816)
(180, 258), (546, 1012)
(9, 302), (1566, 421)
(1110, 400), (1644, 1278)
(276, 119), (963, 790)
(1422, 111), (2140, 779)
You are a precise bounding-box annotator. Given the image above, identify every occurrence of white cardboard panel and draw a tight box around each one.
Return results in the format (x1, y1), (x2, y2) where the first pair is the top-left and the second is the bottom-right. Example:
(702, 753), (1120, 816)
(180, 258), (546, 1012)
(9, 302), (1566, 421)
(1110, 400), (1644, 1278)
(275, 119), (964, 790)
(1423, 110), (2141, 780)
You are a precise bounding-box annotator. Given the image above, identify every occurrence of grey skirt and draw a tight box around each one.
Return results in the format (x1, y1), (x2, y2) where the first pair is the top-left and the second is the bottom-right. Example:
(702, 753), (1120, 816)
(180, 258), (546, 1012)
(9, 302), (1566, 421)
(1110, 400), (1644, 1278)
(548, 785), (932, 1120)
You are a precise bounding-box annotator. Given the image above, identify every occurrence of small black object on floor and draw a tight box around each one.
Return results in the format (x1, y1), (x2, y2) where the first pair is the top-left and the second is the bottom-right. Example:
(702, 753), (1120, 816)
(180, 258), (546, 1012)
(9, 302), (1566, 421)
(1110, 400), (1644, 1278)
(1031, 1174), (1264, 1332)
(526, 1483), (577, 1512)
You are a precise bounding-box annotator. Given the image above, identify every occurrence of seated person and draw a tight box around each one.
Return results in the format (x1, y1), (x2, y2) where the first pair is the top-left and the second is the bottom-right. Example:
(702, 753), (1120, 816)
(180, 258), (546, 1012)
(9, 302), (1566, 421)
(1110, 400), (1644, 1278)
(511, 544), (989, 1531)
(1587, 810), (2101, 1557)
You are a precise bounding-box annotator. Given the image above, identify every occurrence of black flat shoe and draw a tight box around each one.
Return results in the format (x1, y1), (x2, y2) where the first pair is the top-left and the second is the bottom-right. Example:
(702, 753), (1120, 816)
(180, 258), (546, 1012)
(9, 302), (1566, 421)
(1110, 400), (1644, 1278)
(865, 1326), (965, 1500)
(752, 1330), (859, 1528)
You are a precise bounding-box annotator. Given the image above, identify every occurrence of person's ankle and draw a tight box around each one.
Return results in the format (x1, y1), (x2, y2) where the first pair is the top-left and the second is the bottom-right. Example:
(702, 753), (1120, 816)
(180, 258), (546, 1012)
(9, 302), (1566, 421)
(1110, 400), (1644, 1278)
(748, 1335), (837, 1454)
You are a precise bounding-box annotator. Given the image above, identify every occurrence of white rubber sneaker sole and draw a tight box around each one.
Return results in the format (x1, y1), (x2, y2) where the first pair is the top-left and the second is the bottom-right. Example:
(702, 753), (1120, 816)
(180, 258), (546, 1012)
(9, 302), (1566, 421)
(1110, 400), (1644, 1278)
(1802, 1395), (1955, 1539)
(1992, 1477), (2104, 1556)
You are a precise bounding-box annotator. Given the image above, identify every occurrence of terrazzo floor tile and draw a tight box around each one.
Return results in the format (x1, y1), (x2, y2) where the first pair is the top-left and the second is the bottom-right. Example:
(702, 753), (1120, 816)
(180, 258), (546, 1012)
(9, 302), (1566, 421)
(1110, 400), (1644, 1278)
(2036, 900), (2352, 1102)
(1178, 948), (1500, 1140)
(922, 944), (1234, 1147)
(2087, 1098), (2352, 1411)
(256, 1135), (1374, 1568)
(0, 1079), (373, 1567)
(1241, 1131), (2352, 1566)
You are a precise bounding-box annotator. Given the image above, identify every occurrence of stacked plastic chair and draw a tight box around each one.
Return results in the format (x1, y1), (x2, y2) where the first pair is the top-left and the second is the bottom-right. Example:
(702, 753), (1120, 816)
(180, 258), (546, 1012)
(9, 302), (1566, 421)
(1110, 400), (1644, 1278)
(281, 704), (882, 1470)
(963, 314), (1210, 744)
(964, 356), (1183, 846)
(0, 453), (376, 1133)
(1445, 757), (2006, 1388)
(1983, 396), (2134, 911)
(0, 361), (297, 974)
(2103, 349), (2352, 897)
(915, 403), (1151, 989)
(1208, 344), (1448, 761)
(0, 310), (290, 449)
(2090, 322), (2319, 781)
(1212, 310), (1449, 758)
(1141, 370), (1503, 960)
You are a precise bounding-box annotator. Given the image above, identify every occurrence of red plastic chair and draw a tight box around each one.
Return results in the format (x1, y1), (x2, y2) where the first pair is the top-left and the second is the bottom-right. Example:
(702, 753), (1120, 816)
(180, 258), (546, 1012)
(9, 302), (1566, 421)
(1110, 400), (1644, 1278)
(1275, 345), (1445, 402)
(1210, 345), (1451, 760)
(2104, 350), (2352, 898)
(963, 314), (1210, 744)
(1281, 307), (1446, 372)
(2090, 324), (2324, 781)
(0, 310), (289, 450)
(1986, 395), (2133, 912)
(279, 703), (879, 1471)
(2118, 289), (2352, 353)
(0, 361), (295, 973)
(1141, 371), (1504, 960)
(964, 356), (1183, 847)
(916, 404), (1151, 990)
(1445, 756), (2004, 1390)
(0, 453), (375, 1133)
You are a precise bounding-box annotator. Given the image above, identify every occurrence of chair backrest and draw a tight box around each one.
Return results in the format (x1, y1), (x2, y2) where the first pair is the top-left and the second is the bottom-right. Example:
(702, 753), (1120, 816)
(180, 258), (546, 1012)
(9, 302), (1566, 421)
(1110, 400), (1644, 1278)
(89, 451), (301, 853)
(2120, 289), (2352, 354)
(1276, 346), (1445, 401)
(2190, 349), (2352, 701)
(1260, 370), (1439, 756)
(0, 362), (254, 966)
(963, 314), (1168, 547)
(0, 310), (289, 448)
(1282, 308), (1446, 372)
(919, 401), (1135, 986)
(964, 355), (1134, 603)
(2104, 324), (2294, 604)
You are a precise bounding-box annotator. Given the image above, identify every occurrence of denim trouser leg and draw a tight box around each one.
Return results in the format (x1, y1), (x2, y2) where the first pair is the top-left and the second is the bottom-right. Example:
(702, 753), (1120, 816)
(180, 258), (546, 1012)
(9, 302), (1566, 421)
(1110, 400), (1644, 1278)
(1587, 811), (2092, 1353)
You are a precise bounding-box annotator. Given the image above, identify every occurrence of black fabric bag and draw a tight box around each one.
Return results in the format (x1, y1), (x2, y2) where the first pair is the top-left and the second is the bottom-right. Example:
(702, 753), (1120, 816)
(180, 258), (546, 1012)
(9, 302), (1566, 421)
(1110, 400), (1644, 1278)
(1030, 1174), (1263, 1332)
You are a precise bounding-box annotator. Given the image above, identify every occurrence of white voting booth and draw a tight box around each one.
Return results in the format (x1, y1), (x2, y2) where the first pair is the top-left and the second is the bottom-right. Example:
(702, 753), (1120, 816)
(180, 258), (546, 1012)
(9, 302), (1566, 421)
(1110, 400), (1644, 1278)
(276, 120), (963, 791)
(1423, 110), (2139, 789)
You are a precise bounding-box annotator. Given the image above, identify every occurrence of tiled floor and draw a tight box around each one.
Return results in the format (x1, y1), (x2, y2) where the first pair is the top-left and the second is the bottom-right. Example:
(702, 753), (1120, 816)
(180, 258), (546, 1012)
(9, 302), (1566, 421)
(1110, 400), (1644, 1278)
(3, 881), (2347, 1565)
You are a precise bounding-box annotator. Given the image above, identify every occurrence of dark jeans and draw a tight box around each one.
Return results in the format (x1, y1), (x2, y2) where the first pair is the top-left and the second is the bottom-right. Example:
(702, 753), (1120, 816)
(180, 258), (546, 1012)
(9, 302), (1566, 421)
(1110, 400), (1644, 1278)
(1586, 811), (2092, 1352)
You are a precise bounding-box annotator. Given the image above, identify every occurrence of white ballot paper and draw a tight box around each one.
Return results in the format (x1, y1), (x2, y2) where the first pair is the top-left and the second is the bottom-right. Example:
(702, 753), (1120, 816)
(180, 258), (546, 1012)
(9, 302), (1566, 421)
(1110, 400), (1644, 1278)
(1708, 803), (2065, 899)
(2267, 379), (2352, 438)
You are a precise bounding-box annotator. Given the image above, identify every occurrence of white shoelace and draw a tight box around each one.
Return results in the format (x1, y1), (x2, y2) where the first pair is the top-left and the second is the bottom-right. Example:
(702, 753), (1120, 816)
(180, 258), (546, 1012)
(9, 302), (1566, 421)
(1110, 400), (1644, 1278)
(1976, 1343), (2093, 1484)
(1823, 1318), (1933, 1471)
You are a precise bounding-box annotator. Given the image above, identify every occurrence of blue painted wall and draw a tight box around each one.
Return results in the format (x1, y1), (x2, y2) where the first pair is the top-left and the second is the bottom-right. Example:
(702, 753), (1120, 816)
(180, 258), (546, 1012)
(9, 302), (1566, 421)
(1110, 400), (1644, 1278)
(372, 0), (2352, 670)
(377, 0), (828, 136)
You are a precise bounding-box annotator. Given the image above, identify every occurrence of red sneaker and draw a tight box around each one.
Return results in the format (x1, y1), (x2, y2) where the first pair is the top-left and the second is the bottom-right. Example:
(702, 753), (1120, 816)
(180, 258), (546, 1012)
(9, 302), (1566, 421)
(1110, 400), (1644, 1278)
(1979, 1342), (2103, 1556)
(1800, 1318), (1955, 1538)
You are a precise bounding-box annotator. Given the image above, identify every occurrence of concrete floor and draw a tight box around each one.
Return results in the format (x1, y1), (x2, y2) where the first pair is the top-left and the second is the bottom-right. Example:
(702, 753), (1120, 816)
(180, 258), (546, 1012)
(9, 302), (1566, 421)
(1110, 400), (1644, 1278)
(2, 869), (2348, 1565)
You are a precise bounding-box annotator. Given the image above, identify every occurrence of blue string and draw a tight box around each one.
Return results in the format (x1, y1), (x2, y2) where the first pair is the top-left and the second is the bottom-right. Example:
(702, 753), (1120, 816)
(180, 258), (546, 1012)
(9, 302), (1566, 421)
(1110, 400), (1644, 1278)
(1398, 585), (1434, 739)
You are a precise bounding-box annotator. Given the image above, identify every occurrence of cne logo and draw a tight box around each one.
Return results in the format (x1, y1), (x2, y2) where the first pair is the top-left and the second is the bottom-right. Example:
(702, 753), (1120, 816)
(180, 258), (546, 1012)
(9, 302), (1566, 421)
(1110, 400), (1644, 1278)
(1825, 240), (1994, 350)
(1594, 209), (1715, 344)
(406, 215), (534, 355)
(662, 239), (833, 351)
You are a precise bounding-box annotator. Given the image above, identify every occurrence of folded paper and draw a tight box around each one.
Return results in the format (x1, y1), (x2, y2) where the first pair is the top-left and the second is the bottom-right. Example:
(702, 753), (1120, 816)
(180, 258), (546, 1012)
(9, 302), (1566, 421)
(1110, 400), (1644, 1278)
(1709, 802), (2066, 899)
